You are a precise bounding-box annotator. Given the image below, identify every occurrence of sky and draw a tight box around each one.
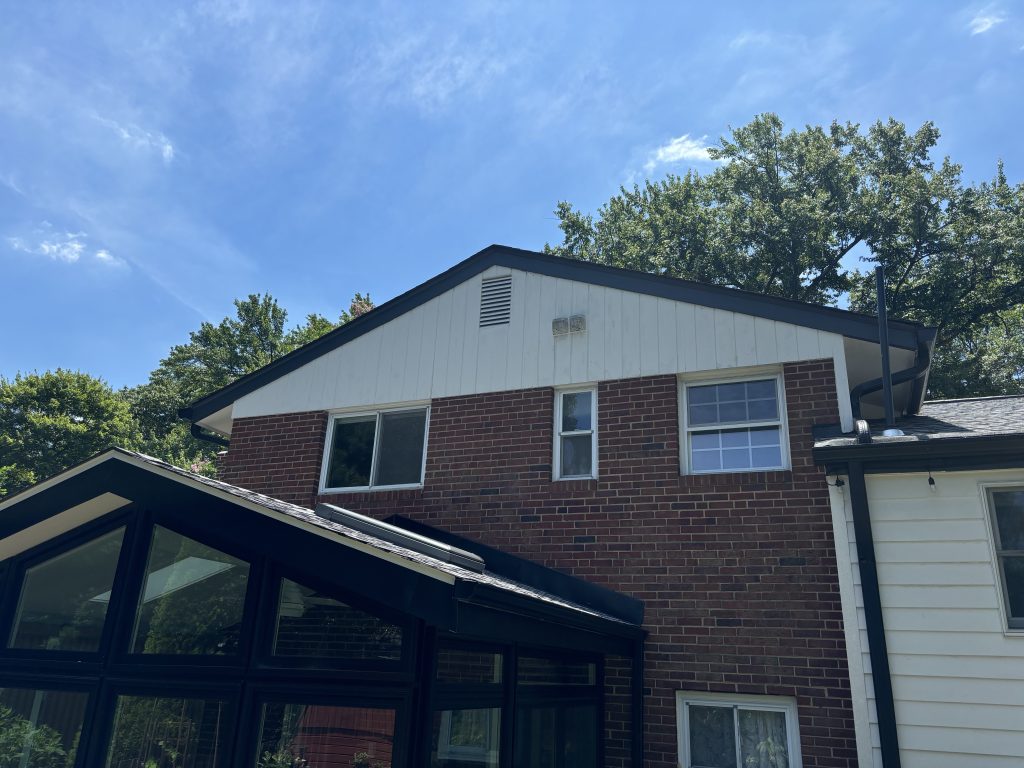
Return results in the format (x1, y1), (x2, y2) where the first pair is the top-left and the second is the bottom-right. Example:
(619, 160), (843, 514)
(2, 1), (1023, 388)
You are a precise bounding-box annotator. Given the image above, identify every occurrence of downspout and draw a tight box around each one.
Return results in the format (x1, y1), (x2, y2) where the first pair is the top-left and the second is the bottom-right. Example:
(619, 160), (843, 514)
(631, 638), (645, 768)
(850, 339), (932, 421)
(190, 423), (229, 448)
(847, 460), (902, 767)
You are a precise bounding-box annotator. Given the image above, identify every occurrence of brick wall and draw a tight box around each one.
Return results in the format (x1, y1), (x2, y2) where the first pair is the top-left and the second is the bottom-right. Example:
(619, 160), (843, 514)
(221, 359), (858, 767)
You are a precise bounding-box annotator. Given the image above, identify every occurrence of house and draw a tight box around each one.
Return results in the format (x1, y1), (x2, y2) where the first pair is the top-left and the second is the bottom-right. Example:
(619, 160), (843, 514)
(814, 396), (1024, 768)
(3, 243), (1010, 768)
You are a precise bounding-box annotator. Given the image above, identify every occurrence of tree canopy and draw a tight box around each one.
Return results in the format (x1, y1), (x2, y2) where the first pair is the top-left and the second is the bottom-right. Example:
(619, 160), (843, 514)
(548, 114), (1024, 398)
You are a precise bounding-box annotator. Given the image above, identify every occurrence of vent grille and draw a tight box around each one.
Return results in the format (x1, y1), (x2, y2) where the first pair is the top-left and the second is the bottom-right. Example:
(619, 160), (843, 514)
(480, 275), (512, 327)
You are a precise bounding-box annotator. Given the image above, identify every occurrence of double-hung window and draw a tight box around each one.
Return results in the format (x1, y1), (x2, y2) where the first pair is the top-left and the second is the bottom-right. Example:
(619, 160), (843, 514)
(554, 389), (597, 480)
(682, 375), (787, 474)
(322, 406), (429, 491)
(677, 692), (800, 768)
(986, 486), (1024, 629)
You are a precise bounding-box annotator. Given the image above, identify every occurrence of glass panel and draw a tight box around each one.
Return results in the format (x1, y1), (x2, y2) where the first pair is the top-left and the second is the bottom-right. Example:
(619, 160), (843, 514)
(691, 449), (722, 472)
(1002, 557), (1024, 619)
(106, 695), (226, 768)
(746, 380), (776, 399)
(690, 428), (782, 473)
(992, 490), (1024, 550)
(0, 687), (88, 767)
(326, 416), (376, 488)
(738, 708), (789, 768)
(688, 704), (736, 768)
(514, 703), (597, 768)
(274, 578), (402, 661)
(718, 401), (748, 423)
(373, 410), (427, 486)
(747, 398), (779, 421)
(436, 646), (502, 684)
(687, 380), (779, 427)
(561, 392), (592, 432)
(431, 708), (500, 768)
(688, 403), (720, 426)
(256, 702), (395, 768)
(560, 435), (593, 478)
(517, 656), (596, 686)
(10, 527), (125, 652)
(132, 526), (250, 655)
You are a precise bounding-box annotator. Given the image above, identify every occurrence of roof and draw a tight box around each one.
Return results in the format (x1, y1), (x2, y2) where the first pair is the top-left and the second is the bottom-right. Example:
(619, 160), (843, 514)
(180, 244), (936, 426)
(813, 394), (1024, 471)
(0, 449), (642, 636)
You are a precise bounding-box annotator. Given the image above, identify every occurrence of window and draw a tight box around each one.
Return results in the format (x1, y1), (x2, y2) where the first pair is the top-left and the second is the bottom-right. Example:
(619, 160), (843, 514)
(514, 655), (599, 768)
(255, 701), (396, 768)
(106, 694), (228, 768)
(682, 376), (787, 474)
(432, 644), (504, 768)
(677, 692), (800, 768)
(9, 526), (125, 653)
(554, 389), (597, 480)
(0, 687), (89, 767)
(322, 407), (429, 491)
(987, 487), (1024, 629)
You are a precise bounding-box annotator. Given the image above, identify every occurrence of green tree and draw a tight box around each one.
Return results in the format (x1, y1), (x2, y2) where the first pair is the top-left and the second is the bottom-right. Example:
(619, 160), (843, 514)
(0, 370), (139, 496)
(548, 113), (1024, 398)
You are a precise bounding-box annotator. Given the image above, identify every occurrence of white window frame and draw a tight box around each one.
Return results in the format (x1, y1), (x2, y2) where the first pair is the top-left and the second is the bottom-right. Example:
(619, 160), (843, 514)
(981, 482), (1024, 632)
(553, 387), (598, 481)
(679, 369), (790, 475)
(676, 690), (802, 768)
(319, 403), (430, 493)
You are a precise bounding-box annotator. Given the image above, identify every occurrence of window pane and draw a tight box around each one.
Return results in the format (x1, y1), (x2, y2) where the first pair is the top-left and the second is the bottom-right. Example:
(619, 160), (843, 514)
(326, 416), (376, 488)
(691, 450), (722, 472)
(0, 687), (88, 767)
(718, 400), (748, 423)
(687, 380), (779, 428)
(437, 646), (503, 684)
(10, 527), (125, 652)
(746, 380), (776, 399)
(751, 446), (783, 468)
(738, 709), (789, 768)
(432, 708), (500, 768)
(132, 526), (250, 655)
(274, 578), (402, 661)
(518, 656), (596, 686)
(560, 435), (593, 478)
(993, 490), (1024, 550)
(688, 403), (720, 426)
(688, 704), (736, 768)
(514, 703), (597, 768)
(106, 695), (226, 768)
(561, 392), (592, 432)
(256, 702), (395, 768)
(373, 410), (427, 486)
(1002, 557), (1024, 619)
(747, 398), (779, 421)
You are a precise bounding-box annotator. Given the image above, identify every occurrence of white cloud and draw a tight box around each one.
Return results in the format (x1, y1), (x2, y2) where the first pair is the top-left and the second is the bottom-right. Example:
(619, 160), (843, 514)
(969, 9), (1005, 35)
(94, 249), (127, 267)
(7, 224), (126, 268)
(93, 114), (175, 163)
(643, 134), (714, 173)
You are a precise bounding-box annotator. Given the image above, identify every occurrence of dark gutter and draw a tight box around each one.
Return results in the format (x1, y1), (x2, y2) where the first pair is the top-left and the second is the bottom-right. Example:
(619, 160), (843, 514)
(180, 244), (934, 425)
(850, 335), (934, 420)
(190, 423), (229, 448)
(815, 433), (1024, 475)
(846, 461), (902, 768)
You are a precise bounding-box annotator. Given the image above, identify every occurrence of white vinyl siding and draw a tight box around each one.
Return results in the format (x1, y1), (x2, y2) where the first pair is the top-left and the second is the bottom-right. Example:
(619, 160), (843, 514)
(233, 267), (850, 427)
(828, 470), (1024, 768)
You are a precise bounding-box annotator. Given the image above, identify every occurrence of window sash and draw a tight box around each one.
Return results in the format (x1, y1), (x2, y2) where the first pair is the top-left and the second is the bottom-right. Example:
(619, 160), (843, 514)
(987, 487), (1024, 630)
(683, 700), (794, 768)
(555, 390), (597, 480)
(322, 406), (429, 491)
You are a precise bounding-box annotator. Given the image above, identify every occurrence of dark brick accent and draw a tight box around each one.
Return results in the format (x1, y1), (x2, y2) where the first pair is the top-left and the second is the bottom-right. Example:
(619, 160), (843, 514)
(220, 359), (858, 767)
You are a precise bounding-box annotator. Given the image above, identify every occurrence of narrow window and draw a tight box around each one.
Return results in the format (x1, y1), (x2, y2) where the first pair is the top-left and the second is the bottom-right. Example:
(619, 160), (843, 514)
(323, 407), (429, 491)
(0, 687), (89, 766)
(987, 487), (1024, 629)
(432, 644), (504, 768)
(9, 526), (125, 653)
(555, 389), (597, 480)
(682, 377), (787, 474)
(677, 693), (800, 768)
(106, 695), (227, 768)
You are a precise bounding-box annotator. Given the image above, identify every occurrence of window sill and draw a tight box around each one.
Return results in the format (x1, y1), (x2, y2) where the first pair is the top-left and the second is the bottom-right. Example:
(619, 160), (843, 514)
(320, 483), (424, 494)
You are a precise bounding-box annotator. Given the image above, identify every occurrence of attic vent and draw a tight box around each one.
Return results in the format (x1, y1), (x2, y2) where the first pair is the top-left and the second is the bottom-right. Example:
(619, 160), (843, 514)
(480, 275), (512, 327)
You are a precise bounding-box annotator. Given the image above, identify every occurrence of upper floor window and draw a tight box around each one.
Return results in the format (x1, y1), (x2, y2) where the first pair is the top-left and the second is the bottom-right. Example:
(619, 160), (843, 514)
(677, 691), (800, 768)
(681, 375), (787, 474)
(554, 389), (597, 480)
(986, 487), (1024, 630)
(322, 406), (429, 492)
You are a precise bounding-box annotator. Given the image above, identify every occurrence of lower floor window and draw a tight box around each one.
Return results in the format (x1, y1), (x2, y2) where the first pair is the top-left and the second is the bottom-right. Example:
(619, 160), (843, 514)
(107, 695), (228, 768)
(0, 687), (88, 767)
(677, 692), (799, 768)
(257, 702), (395, 768)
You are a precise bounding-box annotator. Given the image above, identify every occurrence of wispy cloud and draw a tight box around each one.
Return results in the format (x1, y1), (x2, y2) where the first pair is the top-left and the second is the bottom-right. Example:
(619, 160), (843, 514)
(643, 134), (714, 173)
(968, 8), (1005, 35)
(93, 114), (175, 163)
(7, 224), (125, 267)
(0, 172), (24, 196)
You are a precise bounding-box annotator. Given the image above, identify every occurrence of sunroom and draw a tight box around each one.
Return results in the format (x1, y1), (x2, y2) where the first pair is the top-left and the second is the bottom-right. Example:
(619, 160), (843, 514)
(0, 449), (644, 768)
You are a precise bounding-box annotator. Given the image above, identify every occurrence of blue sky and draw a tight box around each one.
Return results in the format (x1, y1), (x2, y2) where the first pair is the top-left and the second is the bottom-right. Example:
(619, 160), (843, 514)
(2, 1), (1022, 388)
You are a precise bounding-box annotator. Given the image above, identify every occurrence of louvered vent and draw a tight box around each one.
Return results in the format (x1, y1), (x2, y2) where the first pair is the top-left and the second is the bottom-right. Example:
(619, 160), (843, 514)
(480, 275), (512, 327)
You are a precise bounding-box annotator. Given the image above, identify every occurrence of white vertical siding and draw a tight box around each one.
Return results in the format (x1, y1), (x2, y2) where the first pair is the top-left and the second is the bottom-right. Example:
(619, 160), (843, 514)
(234, 267), (850, 418)
(831, 469), (1024, 768)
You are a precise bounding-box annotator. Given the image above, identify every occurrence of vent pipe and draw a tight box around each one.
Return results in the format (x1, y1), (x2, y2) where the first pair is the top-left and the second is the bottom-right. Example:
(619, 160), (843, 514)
(875, 266), (903, 437)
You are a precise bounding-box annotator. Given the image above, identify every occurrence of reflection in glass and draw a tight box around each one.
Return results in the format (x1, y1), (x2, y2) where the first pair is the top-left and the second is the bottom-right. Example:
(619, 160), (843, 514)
(257, 702), (395, 768)
(132, 526), (250, 655)
(106, 695), (226, 768)
(10, 527), (125, 652)
(431, 708), (500, 768)
(517, 657), (595, 686)
(374, 410), (427, 486)
(688, 705), (736, 768)
(436, 647), (502, 685)
(560, 435), (593, 478)
(274, 578), (402, 661)
(513, 703), (596, 768)
(993, 490), (1024, 550)
(326, 417), (376, 488)
(0, 687), (88, 767)
(561, 392), (592, 432)
(738, 709), (789, 768)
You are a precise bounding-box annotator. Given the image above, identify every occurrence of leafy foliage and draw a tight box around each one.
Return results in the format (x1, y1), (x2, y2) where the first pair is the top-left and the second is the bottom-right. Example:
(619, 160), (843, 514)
(0, 702), (71, 768)
(549, 114), (1024, 398)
